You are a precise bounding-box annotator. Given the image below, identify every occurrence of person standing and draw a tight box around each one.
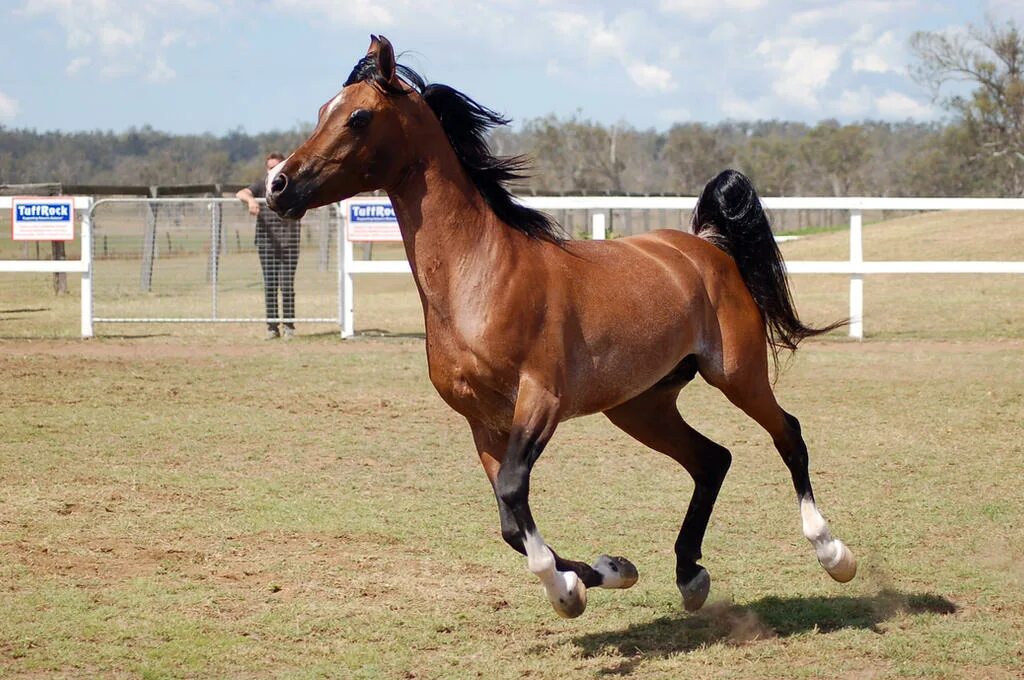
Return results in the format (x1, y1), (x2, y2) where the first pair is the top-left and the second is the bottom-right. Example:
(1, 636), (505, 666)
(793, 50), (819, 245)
(236, 153), (301, 339)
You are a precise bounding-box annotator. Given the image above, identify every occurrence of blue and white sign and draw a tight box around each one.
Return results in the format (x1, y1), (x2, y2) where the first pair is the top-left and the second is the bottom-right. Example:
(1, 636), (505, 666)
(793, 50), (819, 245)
(12, 197), (75, 241)
(346, 198), (401, 242)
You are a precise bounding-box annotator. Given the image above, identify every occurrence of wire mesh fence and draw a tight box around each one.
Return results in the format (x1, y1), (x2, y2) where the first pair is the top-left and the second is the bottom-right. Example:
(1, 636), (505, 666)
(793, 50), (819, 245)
(90, 198), (340, 328)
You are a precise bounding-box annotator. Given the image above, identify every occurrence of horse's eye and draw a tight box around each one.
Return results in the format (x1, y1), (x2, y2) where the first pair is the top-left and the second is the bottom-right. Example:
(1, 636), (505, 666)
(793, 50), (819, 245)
(349, 109), (372, 129)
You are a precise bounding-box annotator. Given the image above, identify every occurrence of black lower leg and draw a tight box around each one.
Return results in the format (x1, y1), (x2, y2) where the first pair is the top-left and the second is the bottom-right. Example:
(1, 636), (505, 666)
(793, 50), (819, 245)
(674, 445), (731, 585)
(494, 427), (544, 555)
(778, 412), (814, 501)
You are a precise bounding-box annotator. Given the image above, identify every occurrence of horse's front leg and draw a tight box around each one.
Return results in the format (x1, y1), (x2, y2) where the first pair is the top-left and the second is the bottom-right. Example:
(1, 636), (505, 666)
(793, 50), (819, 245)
(468, 379), (637, 618)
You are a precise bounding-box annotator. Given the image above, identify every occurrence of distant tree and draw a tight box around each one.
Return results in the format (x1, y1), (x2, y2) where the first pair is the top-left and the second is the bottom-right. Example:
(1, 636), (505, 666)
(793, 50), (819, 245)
(737, 135), (801, 196)
(911, 20), (1024, 195)
(661, 123), (733, 194)
(799, 121), (871, 195)
(902, 124), (994, 196)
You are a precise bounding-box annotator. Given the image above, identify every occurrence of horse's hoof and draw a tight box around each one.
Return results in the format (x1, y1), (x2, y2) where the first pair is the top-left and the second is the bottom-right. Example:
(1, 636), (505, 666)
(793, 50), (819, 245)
(548, 570), (587, 618)
(593, 554), (639, 589)
(820, 539), (857, 583)
(678, 567), (711, 612)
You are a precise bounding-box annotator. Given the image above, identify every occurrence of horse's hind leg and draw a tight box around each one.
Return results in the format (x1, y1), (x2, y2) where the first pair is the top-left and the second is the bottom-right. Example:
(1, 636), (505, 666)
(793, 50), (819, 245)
(709, 360), (857, 583)
(604, 386), (732, 612)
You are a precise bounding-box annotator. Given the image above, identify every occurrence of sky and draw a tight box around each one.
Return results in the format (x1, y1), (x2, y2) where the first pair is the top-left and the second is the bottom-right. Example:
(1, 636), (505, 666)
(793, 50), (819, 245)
(2, 0), (1022, 135)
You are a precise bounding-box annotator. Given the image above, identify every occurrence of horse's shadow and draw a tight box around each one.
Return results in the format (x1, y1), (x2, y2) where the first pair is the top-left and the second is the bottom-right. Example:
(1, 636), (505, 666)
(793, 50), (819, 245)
(568, 590), (955, 675)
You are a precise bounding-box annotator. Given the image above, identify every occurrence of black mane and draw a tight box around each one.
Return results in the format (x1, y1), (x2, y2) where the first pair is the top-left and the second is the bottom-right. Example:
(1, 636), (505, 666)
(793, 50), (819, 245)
(345, 57), (564, 243)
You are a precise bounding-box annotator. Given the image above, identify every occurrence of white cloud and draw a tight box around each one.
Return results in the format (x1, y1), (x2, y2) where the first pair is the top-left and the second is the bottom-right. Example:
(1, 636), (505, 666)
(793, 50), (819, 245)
(755, 38), (842, 110)
(18, 0), (221, 82)
(0, 90), (19, 122)
(269, 0), (394, 26)
(788, 0), (917, 27)
(161, 31), (184, 49)
(852, 31), (902, 74)
(660, 0), (764, 20)
(547, 12), (623, 63)
(627, 62), (677, 93)
(94, 21), (142, 51)
(545, 59), (568, 80)
(66, 56), (90, 76)
(709, 21), (739, 42)
(546, 10), (677, 94)
(147, 56), (176, 83)
(875, 91), (934, 119)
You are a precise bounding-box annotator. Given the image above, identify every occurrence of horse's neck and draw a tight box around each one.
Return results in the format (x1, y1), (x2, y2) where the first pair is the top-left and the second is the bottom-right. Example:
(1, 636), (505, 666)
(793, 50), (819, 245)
(388, 161), (514, 317)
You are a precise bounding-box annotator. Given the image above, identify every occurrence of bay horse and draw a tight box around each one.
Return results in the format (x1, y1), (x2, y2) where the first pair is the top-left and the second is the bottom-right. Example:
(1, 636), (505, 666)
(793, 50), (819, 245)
(267, 36), (856, 618)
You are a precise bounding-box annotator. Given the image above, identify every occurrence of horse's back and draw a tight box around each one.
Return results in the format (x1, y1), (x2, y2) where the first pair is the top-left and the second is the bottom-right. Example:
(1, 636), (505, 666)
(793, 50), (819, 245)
(562, 229), (747, 308)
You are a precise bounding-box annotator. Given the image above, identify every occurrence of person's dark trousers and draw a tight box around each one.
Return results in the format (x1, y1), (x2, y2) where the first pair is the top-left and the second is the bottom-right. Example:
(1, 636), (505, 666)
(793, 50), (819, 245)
(279, 242), (298, 329)
(257, 235), (299, 332)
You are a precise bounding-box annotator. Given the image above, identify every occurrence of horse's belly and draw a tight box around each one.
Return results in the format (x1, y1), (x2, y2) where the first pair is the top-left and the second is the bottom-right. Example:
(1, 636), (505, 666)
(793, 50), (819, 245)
(562, 305), (701, 417)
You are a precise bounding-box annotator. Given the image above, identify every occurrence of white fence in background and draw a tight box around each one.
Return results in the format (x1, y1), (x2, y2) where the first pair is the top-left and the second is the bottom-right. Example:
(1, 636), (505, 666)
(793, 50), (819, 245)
(3, 195), (1023, 339)
(340, 196), (1024, 340)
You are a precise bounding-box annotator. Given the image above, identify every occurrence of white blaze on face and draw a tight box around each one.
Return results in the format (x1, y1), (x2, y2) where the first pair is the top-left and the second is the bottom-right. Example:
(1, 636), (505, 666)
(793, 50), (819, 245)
(325, 90), (347, 118)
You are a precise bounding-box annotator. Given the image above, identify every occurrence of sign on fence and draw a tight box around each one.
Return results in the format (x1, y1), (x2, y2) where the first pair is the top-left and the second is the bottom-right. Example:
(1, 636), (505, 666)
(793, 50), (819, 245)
(347, 198), (401, 241)
(11, 197), (76, 241)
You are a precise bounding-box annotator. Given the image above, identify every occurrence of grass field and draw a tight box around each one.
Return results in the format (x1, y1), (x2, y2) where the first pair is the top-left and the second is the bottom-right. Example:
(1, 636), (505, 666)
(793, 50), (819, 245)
(1, 211), (1022, 678)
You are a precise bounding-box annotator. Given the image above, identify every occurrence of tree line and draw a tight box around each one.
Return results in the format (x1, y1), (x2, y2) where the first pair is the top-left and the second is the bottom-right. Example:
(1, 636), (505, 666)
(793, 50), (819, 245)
(0, 117), (1000, 197)
(1, 21), (1020, 199)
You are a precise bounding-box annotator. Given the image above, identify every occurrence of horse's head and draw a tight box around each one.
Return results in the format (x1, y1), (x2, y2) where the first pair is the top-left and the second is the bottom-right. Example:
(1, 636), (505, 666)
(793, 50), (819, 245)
(267, 35), (422, 219)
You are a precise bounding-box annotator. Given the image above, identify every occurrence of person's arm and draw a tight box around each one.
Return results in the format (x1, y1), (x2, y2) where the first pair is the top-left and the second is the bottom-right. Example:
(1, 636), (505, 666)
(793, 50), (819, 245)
(235, 187), (260, 216)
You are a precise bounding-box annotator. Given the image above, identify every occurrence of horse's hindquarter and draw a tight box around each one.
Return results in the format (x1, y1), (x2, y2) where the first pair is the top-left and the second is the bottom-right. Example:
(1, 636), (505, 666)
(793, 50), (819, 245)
(554, 231), (718, 416)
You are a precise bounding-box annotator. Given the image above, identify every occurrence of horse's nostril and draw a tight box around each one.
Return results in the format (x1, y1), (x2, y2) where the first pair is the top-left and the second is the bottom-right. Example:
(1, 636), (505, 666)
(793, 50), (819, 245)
(270, 173), (288, 194)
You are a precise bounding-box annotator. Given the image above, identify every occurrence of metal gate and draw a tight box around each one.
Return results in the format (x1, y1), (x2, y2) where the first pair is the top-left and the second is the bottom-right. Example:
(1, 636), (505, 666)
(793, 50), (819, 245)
(88, 198), (342, 331)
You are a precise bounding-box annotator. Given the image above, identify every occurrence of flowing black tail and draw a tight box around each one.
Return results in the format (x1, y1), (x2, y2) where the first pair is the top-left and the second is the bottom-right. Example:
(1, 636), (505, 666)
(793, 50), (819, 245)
(693, 170), (845, 366)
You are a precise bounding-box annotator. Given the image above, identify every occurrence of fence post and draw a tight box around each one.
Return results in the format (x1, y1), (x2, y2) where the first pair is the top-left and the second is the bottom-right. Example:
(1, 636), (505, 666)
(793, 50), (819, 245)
(140, 187), (158, 291)
(849, 208), (864, 339)
(209, 201), (221, 319)
(339, 202), (354, 338)
(81, 198), (94, 338)
(591, 212), (606, 240)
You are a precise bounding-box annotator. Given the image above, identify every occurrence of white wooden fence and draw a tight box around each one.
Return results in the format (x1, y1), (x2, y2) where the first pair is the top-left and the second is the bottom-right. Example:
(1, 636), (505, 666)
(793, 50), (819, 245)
(340, 196), (1024, 339)
(2, 195), (1022, 338)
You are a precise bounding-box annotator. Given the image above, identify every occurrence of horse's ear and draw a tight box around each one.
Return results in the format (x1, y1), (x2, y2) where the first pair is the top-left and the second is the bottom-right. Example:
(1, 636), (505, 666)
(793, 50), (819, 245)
(375, 35), (396, 83)
(366, 34), (380, 56)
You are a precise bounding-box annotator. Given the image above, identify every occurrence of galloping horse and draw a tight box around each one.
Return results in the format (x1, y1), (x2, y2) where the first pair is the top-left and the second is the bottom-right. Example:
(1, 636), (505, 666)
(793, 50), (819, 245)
(267, 36), (856, 618)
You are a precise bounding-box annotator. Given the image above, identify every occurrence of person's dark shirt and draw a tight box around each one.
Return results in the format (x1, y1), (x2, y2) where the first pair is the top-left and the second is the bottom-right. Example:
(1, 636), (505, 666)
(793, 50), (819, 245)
(248, 176), (300, 250)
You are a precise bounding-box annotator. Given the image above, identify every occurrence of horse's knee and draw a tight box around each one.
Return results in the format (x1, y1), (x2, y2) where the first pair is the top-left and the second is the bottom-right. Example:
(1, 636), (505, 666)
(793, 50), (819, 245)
(711, 445), (732, 483)
(783, 412), (802, 438)
(777, 412), (808, 466)
(496, 460), (529, 507)
(695, 443), (732, 490)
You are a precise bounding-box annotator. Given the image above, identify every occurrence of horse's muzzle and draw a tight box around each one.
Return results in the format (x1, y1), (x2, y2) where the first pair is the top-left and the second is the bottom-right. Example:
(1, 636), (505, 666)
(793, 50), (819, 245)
(265, 169), (308, 220)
